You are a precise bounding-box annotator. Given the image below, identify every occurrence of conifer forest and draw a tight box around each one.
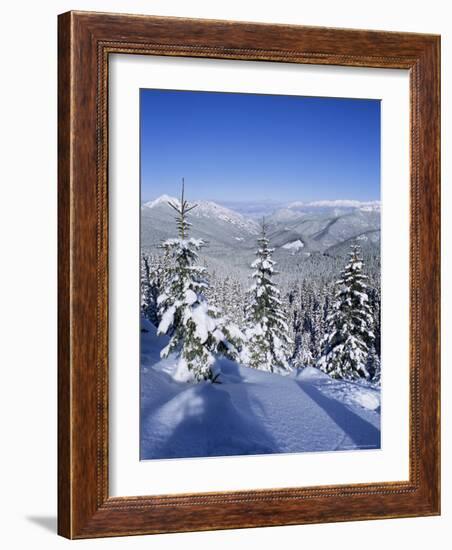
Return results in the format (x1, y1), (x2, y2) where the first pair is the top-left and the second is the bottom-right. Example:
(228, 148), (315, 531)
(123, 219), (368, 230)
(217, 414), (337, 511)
(140, 183), (382, 459)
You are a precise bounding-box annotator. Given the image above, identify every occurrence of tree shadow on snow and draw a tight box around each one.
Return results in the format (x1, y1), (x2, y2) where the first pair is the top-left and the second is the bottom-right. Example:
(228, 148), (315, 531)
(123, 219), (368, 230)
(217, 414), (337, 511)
(214, 359), (247, 384)
(297, 382), (381, 450)
(143, 382), (279, 460)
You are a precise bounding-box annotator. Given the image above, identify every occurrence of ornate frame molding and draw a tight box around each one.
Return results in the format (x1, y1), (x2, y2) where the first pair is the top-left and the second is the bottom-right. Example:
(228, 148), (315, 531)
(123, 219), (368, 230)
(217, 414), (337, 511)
(58, 11), (440, 538)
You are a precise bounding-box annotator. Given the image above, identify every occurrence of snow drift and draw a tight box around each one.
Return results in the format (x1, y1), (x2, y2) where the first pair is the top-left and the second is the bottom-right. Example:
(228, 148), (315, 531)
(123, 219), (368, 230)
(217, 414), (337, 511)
(140, 321), (381, 460)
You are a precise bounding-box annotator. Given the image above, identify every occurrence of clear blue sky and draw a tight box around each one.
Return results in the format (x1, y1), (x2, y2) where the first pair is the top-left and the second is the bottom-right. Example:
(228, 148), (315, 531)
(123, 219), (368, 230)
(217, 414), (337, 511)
(140, 89), (380, 203)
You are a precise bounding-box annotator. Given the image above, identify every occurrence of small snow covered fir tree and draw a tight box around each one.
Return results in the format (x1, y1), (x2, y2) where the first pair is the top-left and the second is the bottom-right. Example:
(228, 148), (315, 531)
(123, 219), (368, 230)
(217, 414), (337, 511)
(367, 345), (381, 385)
(244, 220), (292, 374)
(157, 179), (243, 382)
(140, 253), (168, 327)
(292, 331), (315, 369)
(141, 253), (153, 322)
(317, 244), (374, 380)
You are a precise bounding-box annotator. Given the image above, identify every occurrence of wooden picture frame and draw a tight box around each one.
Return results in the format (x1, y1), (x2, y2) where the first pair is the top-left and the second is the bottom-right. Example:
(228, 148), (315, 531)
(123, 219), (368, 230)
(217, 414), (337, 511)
(58, 11), (440, 539)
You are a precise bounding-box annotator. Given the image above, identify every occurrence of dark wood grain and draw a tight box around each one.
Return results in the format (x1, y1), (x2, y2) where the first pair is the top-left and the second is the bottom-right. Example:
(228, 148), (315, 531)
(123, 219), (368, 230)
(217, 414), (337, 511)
(57, 10), (72, 539)
(58, 11), (440, 539)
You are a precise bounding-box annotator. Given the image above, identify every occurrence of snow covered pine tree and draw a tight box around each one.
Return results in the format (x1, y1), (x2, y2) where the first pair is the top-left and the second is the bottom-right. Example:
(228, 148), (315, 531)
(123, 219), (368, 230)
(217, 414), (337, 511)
(317, 244), (374, 380)
(156, 180), (243, 382)
(366, 345), (381, 385)
(140, 253), (166, 327)
(140, 253), (153, 325)
(245, 219), (292, 374)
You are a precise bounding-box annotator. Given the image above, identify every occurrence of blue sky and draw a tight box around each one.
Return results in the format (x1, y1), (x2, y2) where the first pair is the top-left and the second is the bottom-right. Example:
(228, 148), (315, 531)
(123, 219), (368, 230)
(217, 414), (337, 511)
(140, 89), (380, 204)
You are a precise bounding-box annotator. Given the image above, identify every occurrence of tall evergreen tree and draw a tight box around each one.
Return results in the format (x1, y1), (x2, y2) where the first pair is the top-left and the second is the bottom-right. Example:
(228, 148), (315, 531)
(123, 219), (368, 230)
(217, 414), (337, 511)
(141, 253), (153, 322)
(230, 278), (246, 326)
(157, 180), (243, 382)
(368, 285), (381, 358)
(244, 220), (292, 373)
(317, 244), (374, 380)
(293, 331), (315, 369)
(366, 344), (381, 385)
(140, 253), (167, 327)
(285, 285), (299, 360)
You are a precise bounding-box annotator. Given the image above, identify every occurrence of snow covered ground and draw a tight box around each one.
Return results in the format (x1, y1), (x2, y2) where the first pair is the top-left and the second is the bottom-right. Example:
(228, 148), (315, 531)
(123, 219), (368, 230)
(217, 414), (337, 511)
(282, 239), (304, 251)
(140, 319), (381, 460)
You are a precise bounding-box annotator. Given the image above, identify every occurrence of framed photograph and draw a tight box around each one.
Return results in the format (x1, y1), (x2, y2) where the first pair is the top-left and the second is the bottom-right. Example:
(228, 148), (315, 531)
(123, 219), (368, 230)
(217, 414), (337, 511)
(58, 11), (440, 538)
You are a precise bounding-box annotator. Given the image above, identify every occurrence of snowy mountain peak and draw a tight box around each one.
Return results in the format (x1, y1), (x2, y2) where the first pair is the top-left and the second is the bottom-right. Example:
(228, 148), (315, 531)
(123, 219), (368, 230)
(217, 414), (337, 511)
(190, 200), (259, 232)
(143, 194), (179, 209)
(143, 195), (260, 234)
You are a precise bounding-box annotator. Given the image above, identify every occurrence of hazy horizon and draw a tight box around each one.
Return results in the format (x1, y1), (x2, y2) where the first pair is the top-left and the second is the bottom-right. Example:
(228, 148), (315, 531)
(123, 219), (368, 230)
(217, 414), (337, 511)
(141, 194), (380, 219)
(141, 194), (380, 206)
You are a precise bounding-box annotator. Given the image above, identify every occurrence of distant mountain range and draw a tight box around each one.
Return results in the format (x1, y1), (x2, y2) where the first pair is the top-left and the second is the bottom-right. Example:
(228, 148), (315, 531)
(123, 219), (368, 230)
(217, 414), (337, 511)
(141, 196), (380, 275)
(206, 199), (380, 219)
(143, 195), (260, 235)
